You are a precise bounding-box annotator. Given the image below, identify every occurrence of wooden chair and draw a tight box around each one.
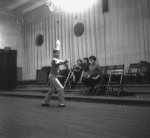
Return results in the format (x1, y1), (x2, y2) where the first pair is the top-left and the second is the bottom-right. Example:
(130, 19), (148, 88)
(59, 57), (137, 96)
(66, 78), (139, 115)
(94, 66), (108, 96)
(142, 62), (150, 84)
(63, 70), (72, 89)
(125, 63), (140, 84)
(95, 65), (124, 96)
(75, 71), (85, 95)
(106, 69), (124, 97)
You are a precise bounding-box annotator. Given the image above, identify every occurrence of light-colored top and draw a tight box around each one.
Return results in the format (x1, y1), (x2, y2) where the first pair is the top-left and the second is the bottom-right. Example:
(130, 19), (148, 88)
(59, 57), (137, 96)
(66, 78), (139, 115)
(50, 58), (66, 76)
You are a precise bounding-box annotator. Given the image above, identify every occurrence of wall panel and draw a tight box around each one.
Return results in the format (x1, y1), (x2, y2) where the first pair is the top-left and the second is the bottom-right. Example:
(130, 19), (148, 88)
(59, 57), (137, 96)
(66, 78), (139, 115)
(22, 0), (150, 80)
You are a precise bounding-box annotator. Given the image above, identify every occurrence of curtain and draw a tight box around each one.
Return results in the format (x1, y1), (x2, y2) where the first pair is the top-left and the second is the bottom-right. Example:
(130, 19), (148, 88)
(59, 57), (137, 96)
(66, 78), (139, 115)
(22, 0), (150, 80)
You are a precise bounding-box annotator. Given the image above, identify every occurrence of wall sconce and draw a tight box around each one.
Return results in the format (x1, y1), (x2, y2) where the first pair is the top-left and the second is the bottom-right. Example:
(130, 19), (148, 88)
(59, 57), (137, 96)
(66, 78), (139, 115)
(46, 0), (57, 12)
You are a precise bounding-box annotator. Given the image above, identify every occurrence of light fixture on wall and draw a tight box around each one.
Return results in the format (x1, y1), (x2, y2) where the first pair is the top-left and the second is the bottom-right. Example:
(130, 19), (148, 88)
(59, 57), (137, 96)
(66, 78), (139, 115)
(46, 0), (57, 12)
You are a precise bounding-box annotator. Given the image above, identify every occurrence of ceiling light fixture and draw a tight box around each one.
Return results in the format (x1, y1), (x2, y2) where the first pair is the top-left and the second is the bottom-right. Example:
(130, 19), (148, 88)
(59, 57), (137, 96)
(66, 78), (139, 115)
(49, 0), (97, 12)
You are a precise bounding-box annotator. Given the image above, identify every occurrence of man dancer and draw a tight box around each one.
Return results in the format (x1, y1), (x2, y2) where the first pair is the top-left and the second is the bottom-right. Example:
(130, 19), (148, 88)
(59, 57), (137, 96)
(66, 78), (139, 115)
(42, 43), (68, 107)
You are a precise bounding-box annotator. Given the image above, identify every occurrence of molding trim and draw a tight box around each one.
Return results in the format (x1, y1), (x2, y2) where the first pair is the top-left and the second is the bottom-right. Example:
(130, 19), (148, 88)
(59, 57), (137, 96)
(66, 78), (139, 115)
(0, 8), (22, 15)
(7, 0), (29, 10)
(0, 0), (47, 14)
(23, 0), (46, 14)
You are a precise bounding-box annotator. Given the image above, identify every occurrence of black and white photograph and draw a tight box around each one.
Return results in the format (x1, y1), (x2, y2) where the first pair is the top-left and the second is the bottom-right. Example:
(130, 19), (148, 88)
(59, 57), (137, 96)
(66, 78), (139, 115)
(0, 0), (150, 137)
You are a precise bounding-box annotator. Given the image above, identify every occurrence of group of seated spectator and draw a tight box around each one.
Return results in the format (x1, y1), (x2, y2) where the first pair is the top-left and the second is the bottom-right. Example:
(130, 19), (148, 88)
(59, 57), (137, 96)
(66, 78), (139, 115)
(58, 55), (102, 92)
(69, 59), (83, 84)
(82, 56), (102, 92)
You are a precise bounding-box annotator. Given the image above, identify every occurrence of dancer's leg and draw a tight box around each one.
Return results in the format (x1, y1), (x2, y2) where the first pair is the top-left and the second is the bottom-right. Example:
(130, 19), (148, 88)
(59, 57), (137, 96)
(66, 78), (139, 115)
(43, 80), (55, 104)
(49, 75), (65, 104)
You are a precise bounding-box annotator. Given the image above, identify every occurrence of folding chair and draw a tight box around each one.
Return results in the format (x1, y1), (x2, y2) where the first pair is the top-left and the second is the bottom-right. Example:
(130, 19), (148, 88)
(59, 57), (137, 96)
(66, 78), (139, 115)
(114, 64), (124, 70)
(63, 70), (72, 89)
(138, 61), (147, 84)
(47, 79), (50, 85)
(75, 71), (85, 95)
(125, 63), (140, 84)
(94, 66), (108, 96)
(142, 62), (150, 84)
(97, 65), (115, 88)
(95, 65), (124, 96)
(106, 69), (124, 97)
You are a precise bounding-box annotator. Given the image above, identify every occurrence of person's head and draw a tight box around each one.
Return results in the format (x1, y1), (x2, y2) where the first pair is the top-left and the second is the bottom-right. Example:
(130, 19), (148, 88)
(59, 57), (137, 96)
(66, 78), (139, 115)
(89, 55), (96, 64)
(83, 57), (89, 63)
(77, 59), (83, 65)
(53, 50), (60, 58)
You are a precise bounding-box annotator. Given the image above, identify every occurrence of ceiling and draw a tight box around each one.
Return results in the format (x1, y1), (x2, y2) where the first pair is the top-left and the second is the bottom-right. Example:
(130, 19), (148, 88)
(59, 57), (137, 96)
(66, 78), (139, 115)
(0, 0), (47, 14)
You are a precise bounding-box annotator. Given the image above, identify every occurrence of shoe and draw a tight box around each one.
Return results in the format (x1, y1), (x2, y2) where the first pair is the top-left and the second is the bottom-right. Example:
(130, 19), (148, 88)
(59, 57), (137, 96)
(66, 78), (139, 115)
(41, 102), (49, 106)
(58, 104), (66, 107)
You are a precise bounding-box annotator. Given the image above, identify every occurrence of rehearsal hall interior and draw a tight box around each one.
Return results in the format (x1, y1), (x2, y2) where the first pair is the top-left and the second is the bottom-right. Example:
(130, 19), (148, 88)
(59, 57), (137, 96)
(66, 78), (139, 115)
(1, 1), (150, 138)
(0, 0), (150, 97)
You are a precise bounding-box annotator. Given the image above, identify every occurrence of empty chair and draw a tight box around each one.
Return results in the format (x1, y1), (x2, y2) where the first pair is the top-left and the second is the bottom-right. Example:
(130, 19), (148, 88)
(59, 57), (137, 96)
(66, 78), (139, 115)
(95, 65), (124, 96)
(106, 69), (124, 97)
(125, 63), (140, 84)
(142, 62), (150, 84)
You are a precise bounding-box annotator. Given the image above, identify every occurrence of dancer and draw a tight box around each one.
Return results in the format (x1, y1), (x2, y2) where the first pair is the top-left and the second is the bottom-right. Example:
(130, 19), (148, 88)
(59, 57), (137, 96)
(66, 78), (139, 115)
(42, 41), (68, 107)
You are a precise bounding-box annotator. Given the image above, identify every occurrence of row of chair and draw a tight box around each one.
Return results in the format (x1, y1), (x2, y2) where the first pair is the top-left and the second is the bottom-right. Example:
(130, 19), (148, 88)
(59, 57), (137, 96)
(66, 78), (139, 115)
(74, 61), (150, 97)
(56, 61), (150, 97)
(80, 64), (125, 97)
(65, 64), (125, 96)
(126, 61), (150, 84)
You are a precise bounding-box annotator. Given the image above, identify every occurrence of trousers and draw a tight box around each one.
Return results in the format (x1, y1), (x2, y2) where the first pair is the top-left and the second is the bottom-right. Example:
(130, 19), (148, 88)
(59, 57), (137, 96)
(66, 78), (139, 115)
(82, 77), (100, 89)
(44, 74), (65, 104)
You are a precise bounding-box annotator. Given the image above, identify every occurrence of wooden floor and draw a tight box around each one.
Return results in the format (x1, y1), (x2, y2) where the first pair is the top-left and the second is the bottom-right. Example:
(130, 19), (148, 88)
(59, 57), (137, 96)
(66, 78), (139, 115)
(0, 96), (150, 138)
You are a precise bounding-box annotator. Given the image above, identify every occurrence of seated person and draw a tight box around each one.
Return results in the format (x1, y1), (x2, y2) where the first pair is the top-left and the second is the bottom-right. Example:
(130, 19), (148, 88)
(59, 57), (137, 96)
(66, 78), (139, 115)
(70, 59), (83, 83)
(82, 55), (102, 91)
(82, 57), (90, 78)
